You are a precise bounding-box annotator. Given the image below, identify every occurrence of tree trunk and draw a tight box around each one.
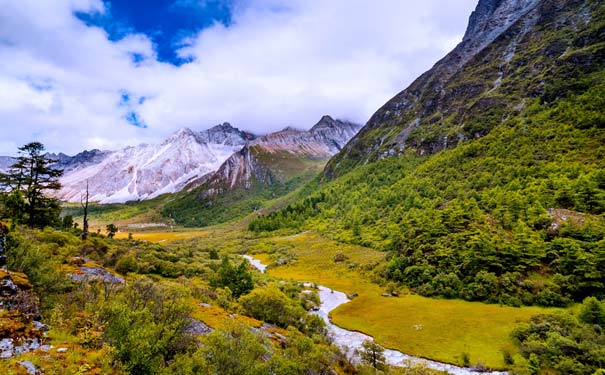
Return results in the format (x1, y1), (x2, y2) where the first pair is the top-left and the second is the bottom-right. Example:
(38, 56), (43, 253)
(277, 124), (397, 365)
(81, 180), (89, 241)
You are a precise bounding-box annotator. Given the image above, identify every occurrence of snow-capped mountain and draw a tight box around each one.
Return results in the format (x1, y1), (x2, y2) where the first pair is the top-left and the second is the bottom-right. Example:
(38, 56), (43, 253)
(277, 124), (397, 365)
(190, 116), (362, 195)
(56, 123), (251, 203)
(1, 118), (359, 204)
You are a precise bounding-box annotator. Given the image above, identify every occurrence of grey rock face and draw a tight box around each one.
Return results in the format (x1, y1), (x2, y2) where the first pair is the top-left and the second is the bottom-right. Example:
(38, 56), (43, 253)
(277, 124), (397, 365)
(50, 149), (111, 173)
(463, 0), (539, 55)
(70, 267), (125, 284)
(0, 338), (51, 359)
(199, 122), (255, 146)
(185, 318), (213, 335)
(19, 360), (40, 375)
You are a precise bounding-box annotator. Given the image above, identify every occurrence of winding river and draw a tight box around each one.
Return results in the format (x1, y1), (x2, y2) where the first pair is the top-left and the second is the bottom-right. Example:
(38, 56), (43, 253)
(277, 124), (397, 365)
(242, 255), (508, 375)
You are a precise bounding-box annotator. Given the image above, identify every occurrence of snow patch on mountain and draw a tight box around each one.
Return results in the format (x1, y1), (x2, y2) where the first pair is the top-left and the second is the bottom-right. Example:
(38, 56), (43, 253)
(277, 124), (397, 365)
(57, 123), (250, 203)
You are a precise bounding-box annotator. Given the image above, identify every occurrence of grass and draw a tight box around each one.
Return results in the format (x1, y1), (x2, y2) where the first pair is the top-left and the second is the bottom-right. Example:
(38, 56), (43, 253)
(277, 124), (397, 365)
(249, 231), (559, 370)
(59, 226), (559, 370)
(113, 229), (209, 243)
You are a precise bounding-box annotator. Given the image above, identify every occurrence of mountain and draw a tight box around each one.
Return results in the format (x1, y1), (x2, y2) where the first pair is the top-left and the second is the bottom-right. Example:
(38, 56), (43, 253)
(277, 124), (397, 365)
(162, 116), (361, 226)
(57, 123), (251, 203)
(199, 122), (256, 146)
(250, 0), (605, 312)
(326, 0), (603, 177)
(196, 115), (360, 193)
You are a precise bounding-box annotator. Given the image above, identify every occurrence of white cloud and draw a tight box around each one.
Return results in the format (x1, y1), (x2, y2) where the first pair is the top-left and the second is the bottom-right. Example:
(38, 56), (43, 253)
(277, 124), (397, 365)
(0, 0), (477, 155)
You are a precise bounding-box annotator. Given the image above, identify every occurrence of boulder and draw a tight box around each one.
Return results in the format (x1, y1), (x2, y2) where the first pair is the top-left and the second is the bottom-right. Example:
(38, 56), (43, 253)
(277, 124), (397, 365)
(70, 267), (125, 284)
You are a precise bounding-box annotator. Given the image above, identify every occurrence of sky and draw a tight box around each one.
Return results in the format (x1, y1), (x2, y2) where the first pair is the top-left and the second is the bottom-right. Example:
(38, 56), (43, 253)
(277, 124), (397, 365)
(0, 0), (478, 155)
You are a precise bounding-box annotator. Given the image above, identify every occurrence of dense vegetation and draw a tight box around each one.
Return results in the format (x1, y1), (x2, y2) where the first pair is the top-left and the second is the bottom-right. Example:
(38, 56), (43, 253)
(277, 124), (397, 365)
(510, 297), (605, 374)
(0, 225), (356, 374)
(250, 66), (605, 309)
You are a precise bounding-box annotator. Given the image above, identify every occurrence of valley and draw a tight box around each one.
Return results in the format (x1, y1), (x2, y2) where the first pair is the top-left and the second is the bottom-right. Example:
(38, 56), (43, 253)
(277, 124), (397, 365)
(1, 0), (604, 374)
(115, 227), (558, 370)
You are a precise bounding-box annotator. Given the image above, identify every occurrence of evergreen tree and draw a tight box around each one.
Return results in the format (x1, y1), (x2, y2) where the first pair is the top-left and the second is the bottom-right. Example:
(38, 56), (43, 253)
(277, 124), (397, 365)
(579, 297), (605, 326)
(210, 257), (254, 298)
(106, 223), (118, 238)
(0, 142), (63, 227)
(358, 340), (386, 371)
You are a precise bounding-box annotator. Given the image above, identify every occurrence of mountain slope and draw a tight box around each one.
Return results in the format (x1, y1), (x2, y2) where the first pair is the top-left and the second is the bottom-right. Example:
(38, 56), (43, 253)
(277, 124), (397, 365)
(250, 0), (605, 308)
(162, 116), (361, 226)
(326, 0), (603, 177)
(56, 124), (251, 203)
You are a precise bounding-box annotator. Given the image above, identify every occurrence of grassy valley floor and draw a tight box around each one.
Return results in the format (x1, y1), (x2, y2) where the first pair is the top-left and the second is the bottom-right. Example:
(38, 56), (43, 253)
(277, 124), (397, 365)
(129, 228), (560, 370)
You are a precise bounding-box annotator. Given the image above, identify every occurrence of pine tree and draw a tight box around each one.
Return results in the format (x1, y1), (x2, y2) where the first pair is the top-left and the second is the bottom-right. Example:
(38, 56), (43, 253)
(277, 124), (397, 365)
(0, 142), (63, 228)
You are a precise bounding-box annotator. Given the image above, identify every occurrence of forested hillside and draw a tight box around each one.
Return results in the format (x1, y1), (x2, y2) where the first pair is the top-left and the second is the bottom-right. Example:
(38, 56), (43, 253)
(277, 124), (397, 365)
(250, 0), (605, 308)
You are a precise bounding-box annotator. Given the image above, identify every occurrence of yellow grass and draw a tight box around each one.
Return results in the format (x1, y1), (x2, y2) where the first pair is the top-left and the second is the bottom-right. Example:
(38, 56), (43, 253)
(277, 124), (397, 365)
(251, 232), (558, 370)
(93, 227), (558, 369)
(191, 301), (262, 330)
(113, 230), (209, 243)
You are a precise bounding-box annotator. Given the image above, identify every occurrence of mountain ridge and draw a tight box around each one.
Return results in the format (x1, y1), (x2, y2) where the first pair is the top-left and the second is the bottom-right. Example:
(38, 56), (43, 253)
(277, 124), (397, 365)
(53, 122), (252, 203)
(324, 0), (592, 177)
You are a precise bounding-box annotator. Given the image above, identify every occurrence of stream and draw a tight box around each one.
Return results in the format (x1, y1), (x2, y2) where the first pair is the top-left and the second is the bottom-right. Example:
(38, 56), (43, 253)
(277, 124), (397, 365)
(242, 255), (508, 375)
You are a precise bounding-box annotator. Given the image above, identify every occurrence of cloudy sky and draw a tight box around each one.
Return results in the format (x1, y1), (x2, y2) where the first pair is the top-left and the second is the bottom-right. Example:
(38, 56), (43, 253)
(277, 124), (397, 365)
(0, 0), (477, 155)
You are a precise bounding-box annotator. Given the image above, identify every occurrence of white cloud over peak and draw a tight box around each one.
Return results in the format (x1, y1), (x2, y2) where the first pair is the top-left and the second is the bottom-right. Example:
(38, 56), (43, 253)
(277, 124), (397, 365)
(0, 0), (477, 155)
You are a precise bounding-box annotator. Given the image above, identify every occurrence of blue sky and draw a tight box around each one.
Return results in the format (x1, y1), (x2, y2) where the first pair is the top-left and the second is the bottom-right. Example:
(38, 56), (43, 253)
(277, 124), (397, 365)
(0, 0), (478, 155)
(76, 0), (233, 65)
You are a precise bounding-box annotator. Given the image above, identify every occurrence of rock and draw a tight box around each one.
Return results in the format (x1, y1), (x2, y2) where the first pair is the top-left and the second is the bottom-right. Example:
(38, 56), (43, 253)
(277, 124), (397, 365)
(0, 270), (39, 319)
(381, 293), (391, 297)
(260, 323), (278, 330)
(276, 258), (288, 266)
(199, 302), (212, 307)
(347, 293), (358, 299)
(0, 338), (14, 358)
(0, 337), (48, 358)
(185, 319), (213, 335)
(19, 360), (39, 375)
(70, 267), (125, 284)
(33, 321), (49, 332)
(333, 252), (348, 263)
(391, 291), (399, 297)
(56, 347), (68, 353)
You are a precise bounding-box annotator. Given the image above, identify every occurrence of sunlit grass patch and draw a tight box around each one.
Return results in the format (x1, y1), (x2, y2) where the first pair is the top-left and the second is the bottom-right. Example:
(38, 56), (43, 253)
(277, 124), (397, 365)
(113, 230), (209, 243)
(252, 231), (559, 370)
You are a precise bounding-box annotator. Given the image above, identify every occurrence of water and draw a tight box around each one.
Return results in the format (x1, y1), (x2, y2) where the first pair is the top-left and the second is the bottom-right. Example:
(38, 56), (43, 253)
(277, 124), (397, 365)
(243, 255), (508, 375)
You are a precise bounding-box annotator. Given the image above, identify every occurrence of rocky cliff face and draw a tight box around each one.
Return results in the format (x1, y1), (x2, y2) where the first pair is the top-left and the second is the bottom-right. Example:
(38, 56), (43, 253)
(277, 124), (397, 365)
(56, 123), (251, 203)
(198, 122), (256, 146)
(191, 116), (361, 196)
(325, 0), (601, 177)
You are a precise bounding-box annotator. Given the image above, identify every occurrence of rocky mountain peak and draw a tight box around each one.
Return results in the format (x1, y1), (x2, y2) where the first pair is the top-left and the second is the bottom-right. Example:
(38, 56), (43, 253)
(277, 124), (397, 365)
(311, 115), (337, 130)
(164, 127), (198, 144)
(280, 126), (302, 133)
(462, 0), (539, 54)
(200, 122), (254, 146)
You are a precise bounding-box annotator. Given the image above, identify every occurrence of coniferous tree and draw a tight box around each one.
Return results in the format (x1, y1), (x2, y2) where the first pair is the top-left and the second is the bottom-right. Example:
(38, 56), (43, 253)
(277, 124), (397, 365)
(0, 142), (63, 228)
